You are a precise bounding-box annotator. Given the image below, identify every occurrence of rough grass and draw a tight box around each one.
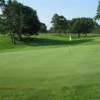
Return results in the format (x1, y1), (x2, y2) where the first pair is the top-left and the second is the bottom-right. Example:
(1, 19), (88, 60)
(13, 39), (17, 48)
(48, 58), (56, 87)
(0, 34), (100, 99)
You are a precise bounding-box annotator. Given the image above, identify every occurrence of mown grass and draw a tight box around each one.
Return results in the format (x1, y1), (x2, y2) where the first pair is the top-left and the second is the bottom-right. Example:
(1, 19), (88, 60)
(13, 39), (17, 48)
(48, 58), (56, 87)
(0, 33), (100, 52)
(0, 33), (100, 99)
(0, 83), (100, 100)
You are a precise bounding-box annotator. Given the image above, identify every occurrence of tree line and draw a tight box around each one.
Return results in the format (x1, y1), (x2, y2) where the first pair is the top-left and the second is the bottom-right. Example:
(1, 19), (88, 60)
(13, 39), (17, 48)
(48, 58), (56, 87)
(0, 0), (100, 44)
(49, 14), (98, 37)
(0, 0), (47, 44)
(49, 0), (100, 37)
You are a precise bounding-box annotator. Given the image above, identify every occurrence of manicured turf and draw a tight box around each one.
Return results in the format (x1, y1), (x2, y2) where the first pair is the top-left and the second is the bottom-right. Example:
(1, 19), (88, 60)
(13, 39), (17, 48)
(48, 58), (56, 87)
(0, 34), (100, 99)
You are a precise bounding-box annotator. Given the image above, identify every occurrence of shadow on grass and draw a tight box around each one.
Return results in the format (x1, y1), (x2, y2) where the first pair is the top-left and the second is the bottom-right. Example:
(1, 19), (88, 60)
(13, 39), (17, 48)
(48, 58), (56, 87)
(69, 39), (94, 45)
(22, 37), (94, 46)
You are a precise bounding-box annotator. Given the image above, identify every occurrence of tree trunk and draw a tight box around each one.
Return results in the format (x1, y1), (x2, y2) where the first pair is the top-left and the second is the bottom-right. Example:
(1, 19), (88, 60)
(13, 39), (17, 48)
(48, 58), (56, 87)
(11, 33), (16, 44)
(78, 33), (80, 38)
(18, 33), (22, 41)
(59, 32), (60, 36)
(83, 33), (87, 37)
(85, 33), (87, 37)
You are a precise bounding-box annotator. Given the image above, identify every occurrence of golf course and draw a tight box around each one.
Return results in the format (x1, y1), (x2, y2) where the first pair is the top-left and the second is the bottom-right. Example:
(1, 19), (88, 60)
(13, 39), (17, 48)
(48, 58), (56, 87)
(0, 34), (100, 100)
(0, 0), (100, 99)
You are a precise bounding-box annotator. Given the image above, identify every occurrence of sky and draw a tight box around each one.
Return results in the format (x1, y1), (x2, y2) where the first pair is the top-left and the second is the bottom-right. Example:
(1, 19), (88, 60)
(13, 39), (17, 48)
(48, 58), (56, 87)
(18, 0), (99, 29)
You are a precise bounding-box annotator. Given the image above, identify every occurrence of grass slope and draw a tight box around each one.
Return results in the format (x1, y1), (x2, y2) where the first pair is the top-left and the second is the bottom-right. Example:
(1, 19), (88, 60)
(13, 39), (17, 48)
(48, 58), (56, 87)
(0, 42), (100, 99)
(0, 33), (100, 52)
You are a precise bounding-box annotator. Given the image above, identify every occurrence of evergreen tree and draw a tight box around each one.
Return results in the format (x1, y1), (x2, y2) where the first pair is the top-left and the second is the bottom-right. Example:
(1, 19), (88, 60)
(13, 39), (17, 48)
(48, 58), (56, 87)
(95, 0), (100, 20)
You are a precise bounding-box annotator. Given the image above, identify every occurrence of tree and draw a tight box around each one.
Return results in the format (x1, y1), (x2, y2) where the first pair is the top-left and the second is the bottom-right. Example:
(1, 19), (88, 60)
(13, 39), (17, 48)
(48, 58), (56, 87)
(94, 0), (100, 34)
(3, 0), (23, 44)
(0, 14), (8, 34)
(51, 14), (59, 33)
(0, 0), (5, 11)
(95, 0), (100, 20)
(0, 0), (5, 33)
(0, 0), (40, 44)
(39, 22), (47, 33)
(51, 14), (69, 35)
(21, 5), (40, 36)
(71, 17), (96, 38)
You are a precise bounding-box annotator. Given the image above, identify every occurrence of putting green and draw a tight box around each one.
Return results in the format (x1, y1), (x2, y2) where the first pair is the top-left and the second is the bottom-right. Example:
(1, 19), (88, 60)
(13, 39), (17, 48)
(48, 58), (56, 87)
(0, 44), (100, 99)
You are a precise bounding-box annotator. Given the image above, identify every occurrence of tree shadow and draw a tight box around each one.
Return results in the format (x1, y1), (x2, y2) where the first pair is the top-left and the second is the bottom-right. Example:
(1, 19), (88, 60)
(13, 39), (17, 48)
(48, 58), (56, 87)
(68, 39), (94, 45)
(22, 37), (94, 46)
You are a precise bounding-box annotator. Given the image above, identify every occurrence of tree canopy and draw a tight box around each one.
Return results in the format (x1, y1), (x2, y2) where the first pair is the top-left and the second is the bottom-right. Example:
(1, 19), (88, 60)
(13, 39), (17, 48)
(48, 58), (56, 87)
(95, 0), (100, 20)
(51, 14), (69, 35)
(71, 17), (96, 37)
(50, 14), (97, 37)
(0, 0), (41, 44)
(39, 22), (47, 33)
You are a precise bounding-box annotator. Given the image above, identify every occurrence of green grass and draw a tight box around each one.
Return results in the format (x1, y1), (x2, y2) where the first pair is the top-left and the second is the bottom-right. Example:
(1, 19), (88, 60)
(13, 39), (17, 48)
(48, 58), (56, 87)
(0, 34), (100, 99)
(0, 33), (100, 52)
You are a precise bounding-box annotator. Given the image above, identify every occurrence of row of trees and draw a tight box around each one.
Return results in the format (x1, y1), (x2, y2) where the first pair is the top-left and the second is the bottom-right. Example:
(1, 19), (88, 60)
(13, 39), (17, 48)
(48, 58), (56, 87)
(0, 0), (100, 44)
(0, 0), (47, 44)
(49, 0), (100, 37)
(50, 14), (98, 37)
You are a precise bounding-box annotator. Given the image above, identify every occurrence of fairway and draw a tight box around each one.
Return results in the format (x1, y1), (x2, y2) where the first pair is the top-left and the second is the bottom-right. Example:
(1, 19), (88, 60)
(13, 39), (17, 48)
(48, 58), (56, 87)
(0, 44), (100, 99)
(0, 0), (100, 99)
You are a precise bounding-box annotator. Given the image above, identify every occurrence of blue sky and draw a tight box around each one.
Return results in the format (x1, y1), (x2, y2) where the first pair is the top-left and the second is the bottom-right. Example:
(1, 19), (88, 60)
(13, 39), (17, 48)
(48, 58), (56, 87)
(18, 0), (99, 29)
